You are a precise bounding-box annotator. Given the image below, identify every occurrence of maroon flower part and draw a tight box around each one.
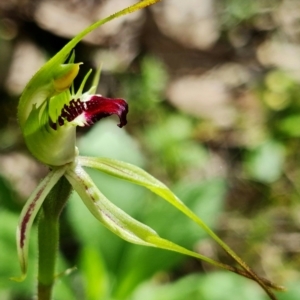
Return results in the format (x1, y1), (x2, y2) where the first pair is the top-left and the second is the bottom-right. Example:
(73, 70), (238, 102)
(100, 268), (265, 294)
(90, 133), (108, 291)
(51, 95), (128, 129)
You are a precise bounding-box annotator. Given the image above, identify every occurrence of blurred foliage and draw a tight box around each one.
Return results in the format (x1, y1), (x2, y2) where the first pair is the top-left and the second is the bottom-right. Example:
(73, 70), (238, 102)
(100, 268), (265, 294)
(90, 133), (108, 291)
(221, 0), (279, 27)
(1, 0), (300, 299)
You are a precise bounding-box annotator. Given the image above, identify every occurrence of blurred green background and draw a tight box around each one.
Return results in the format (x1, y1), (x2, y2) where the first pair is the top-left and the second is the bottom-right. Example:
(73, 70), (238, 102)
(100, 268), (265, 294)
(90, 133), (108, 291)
(0, 0), (300, 299)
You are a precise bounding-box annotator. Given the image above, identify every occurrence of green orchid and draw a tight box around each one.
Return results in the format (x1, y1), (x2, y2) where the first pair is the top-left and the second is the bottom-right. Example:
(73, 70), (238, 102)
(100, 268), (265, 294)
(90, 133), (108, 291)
(14, 1), (283, 299)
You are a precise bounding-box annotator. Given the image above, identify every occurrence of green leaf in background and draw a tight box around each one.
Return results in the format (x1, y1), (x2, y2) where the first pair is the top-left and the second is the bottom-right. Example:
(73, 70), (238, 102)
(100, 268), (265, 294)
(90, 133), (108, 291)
(277, 281), (300, 300)
(0, 174), (19, 211)
(78, 119), (145, 166)
(0, 210), (36, 299)
(265, 71), (294, 94)
(112, 179), (226, 298)
(245, 140), (285, 183)
(222, 0), (258, 26)
(145, 115), (208, 178)
(52, 256), (77, 300)
(129, 271), (265, 300)
(122, 56), (168, 113)
(140, 56), (168, 104)
(278, 115), (300, 137)
(79, 246), (109, 300)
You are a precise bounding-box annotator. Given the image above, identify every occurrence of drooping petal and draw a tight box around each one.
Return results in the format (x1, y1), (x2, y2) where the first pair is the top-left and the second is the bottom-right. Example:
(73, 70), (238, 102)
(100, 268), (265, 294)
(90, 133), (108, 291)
(78, 157), (209, 230)
(65, 164), (224, 267)
(65, 164), (157, 245)
(13, 166), (67, 281)
(52, 95), (128, 129)
(77, 157), (276, 291)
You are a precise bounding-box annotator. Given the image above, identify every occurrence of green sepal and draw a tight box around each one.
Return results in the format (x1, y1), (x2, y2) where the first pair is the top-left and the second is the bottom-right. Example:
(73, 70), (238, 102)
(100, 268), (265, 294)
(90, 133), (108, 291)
(18, 62), (80, 130)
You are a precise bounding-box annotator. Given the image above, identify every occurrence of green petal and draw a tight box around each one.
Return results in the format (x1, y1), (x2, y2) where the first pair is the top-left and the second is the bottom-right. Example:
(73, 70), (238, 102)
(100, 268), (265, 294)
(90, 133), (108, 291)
(66, 164), (158, 245)
(78, 156), (279, 297)
(78, 156), (220, 238)
(13, 166), (67, 281)
(65, 165), (226, 267)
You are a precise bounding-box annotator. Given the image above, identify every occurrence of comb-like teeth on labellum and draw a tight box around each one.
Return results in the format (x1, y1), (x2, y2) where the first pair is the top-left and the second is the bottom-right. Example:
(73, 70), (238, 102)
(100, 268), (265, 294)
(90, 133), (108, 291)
(51, 95), (128, 129)
(24, 94), (128, 167)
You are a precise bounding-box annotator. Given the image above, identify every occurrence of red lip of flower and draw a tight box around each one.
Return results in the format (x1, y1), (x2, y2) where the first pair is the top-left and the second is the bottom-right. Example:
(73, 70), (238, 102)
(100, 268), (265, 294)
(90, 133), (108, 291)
(51, 95), (128, 130)
(20, 62), (129, 167)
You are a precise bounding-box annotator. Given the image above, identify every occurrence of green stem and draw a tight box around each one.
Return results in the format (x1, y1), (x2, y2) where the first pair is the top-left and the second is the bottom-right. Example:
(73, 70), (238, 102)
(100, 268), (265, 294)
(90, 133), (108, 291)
(37, 176), (72, 300)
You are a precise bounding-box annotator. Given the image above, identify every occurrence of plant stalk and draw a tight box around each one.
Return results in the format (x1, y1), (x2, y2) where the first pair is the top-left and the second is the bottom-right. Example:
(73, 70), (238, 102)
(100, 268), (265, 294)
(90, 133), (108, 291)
(37, 176), (72, 300)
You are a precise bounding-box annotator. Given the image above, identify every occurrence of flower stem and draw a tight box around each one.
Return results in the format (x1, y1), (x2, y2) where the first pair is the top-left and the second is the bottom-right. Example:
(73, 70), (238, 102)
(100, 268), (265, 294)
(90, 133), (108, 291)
(37, 176), (72, 300)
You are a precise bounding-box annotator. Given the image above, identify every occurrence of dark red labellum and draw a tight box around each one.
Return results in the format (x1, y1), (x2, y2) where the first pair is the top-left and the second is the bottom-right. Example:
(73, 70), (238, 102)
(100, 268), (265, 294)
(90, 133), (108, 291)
(51, 95), (128, 129)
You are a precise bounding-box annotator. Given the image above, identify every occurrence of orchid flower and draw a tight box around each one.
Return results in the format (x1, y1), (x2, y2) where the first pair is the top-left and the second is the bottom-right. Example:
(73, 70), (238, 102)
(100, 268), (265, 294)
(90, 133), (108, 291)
(14, 1), (283, 299)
